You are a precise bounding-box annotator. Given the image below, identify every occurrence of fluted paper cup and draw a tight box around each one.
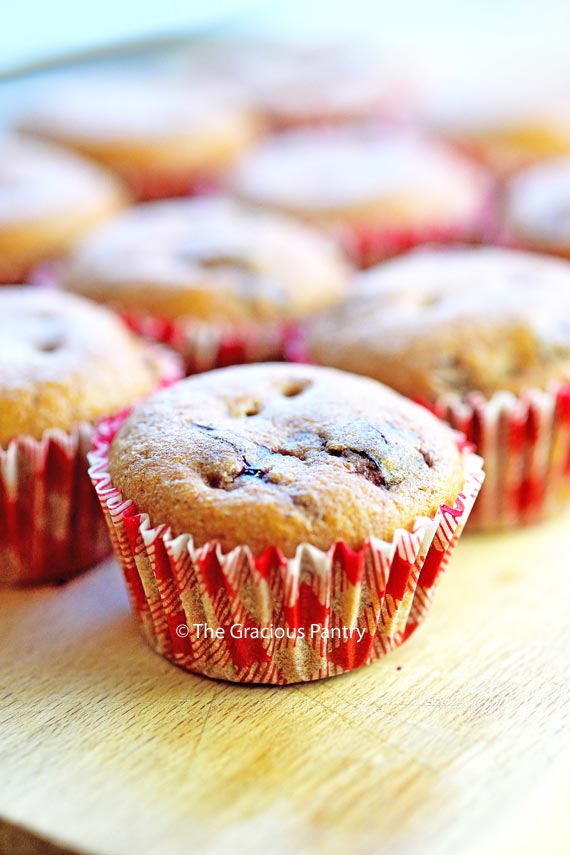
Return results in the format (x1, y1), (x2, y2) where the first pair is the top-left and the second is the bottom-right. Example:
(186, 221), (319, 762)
(88, 415), (483, 684)
(432, 383), (570, 530)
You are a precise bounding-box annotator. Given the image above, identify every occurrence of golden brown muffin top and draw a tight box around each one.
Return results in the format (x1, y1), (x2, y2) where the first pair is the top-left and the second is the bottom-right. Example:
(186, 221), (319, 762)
(228, 123), (490, 227)
(0, 288), (169, 447)
(0, 134), (126, 227)
(16, 74), (258, 150)
(62, 197), (350, 322)
(504, 157), (570, 252)
(108, 363), (465, 557)
(307, 246), (570, 401)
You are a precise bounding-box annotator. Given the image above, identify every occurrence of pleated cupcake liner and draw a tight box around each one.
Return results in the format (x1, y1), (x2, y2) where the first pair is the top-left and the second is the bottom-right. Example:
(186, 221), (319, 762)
(88, 414), (483, 684)
(430, 383), (570, 530)
(121, 312), (295, 375)
(334, 193), (498, 269)
(0, 345), (183, 587)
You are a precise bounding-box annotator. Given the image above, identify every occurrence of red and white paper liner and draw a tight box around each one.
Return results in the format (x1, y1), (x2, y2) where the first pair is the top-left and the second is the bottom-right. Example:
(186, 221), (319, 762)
(121, 313), (295, 375)
(430, 383), (570, 530)
(333, 192), (498, 269)
(0, 423), (112, 586)
(88, 416), (483, 684)
(0, 346), (183, 587)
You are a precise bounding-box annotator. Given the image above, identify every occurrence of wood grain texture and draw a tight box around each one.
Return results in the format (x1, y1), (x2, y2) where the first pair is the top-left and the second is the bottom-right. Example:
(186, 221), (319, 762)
(1, 512), (570, 855)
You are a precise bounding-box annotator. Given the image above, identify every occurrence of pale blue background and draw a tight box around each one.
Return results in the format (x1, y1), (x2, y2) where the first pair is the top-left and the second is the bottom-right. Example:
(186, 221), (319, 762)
(2, 0), (570, 75)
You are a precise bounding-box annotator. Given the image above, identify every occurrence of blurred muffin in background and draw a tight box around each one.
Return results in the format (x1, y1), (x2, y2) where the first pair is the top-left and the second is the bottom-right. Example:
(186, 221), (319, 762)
(187, 38), (412, 129)
(306, 245), (570, 529)
(502, 157), (570, 258)
(0, 286), (181, 586)
(418, 79), (570, 176)
(227, 123), (492, 267)
(15, 74), (261, 201)
(61, 196), (350, 373)
(0, 134), (126, 284)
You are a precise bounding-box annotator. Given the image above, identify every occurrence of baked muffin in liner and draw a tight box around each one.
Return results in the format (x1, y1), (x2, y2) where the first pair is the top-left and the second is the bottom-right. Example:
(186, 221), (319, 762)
(0, 347), (182, 587)
(59, 197), (350, 374)
(227, 123), (495, 269)
(88, 413), (483, 684)
(302, 246), (570, 531)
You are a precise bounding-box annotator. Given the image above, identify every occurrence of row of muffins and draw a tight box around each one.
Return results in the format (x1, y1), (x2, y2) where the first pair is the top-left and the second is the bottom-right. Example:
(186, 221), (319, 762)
(4, 240), (570, 567)
(0, 281), (483, 682)
(3, 42), (570, 683)
(7, 111), (570, 287)
(3, 187), (570, 541)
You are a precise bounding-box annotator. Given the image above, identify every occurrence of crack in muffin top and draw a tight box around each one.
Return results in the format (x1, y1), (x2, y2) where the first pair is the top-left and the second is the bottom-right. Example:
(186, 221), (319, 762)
(108, 363), (465, 557)
(307, 246), (570, 400)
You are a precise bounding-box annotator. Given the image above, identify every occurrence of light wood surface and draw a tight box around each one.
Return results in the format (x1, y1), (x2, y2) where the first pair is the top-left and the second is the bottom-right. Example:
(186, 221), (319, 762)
(1, 512), (570, 855)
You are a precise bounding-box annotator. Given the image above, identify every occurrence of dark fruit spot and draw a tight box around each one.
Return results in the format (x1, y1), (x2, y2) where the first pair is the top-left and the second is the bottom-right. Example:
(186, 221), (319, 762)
(205, 473), (224, 489)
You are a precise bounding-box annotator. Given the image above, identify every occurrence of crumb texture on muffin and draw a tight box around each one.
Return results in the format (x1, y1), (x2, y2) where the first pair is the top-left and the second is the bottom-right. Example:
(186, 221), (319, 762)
(308, 246), (570, 400)
(108, 363), (464, 557)
(0, 288), (165, 446)
(62, 197), (349, 322)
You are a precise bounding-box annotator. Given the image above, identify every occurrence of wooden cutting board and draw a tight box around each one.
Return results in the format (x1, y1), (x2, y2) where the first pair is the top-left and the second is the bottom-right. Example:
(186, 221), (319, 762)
(1, 512), (569, 855)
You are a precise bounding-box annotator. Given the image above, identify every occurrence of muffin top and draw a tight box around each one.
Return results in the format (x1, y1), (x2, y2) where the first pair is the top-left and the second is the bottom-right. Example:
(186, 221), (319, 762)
(108, 363), (465, 557)
(0, 288), (170, 446)
(16, 75), (258, 154)
(0, 134), (126, 228)
(307, 246), (570, 401)
(62, 197), (350, 322)
(504, 157), (570, 252)
(228, 124), (490, 227)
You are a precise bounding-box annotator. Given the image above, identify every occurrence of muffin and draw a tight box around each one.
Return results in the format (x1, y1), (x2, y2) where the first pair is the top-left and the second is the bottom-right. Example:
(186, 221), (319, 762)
(0, 287), (181, 586)
(420, 81), (570, 176)
(188, 38), (409, 129)
(227, 123), (492, 267)
(88, 363), (483, 684)
(502, 156), (570, 257)
(0, 134), (126, 284)
(61, 196), (350, 372)
(306, 246), (570, 528)
(16, 74), (261, 201)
